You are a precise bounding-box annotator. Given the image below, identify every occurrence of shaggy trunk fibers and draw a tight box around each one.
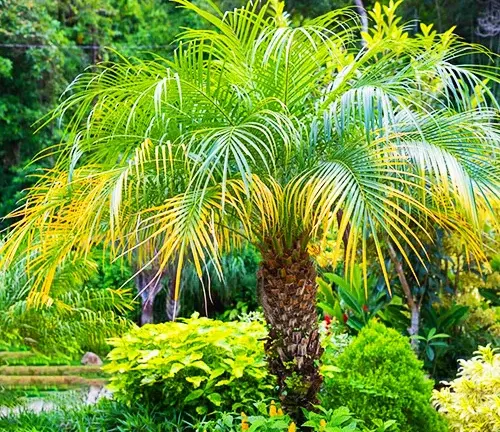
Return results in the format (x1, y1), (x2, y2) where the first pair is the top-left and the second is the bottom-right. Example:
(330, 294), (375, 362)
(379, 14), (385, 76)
(259, 245), (323, 423)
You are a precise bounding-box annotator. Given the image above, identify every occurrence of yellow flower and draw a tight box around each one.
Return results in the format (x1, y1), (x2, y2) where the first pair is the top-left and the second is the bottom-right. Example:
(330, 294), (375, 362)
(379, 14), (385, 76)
(269, 400), (277, 417)
(241, 412), (249, 430)
(288, 422), (297, 432)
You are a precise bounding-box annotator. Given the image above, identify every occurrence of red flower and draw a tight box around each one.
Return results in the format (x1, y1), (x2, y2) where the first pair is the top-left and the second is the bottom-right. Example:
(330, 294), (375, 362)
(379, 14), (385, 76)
(324, 315), (332, 326)
(363, 304), (369, 312)
(342, 313), (348, 323)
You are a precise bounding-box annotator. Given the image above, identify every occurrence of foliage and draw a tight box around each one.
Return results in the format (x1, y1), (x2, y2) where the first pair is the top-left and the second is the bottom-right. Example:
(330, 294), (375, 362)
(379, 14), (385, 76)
(302, 405), (395, 432)
(0, 0), (70, 228)
(321, 321), (447, 432)
(181, 245), (260, 319)
(105, 315), (275, 416)
(380, 207), (499, 381)
(0, 386), (22, 408)
(413, 327), (450, 364)
(0, 350), (76, 366)
(317, 264), (393, 332)
(320, 323), (353, 359)
(0, 397), (394, 432)
(319, 320), (353, 380)
(455, 261), (500, 343)
(432, 345), (500, 432)
(415, 224), (500, 380)
(0, 398), (198, 432)
(3, 0), (498, 309)
(0, 252), (135, 357)
(415, 303), (469, 378)
(202, 401), (295, 432)
(1, 0), (499, 414)
(0, 0), (206, 229)
(308, 233), (342, 270)
(195, 401), (386, 431)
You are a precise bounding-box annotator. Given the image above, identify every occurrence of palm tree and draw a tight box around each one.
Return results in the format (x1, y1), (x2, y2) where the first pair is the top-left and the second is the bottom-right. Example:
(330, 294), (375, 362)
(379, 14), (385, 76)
(0, 250), (134, 356)
(1, 0), (499, 417)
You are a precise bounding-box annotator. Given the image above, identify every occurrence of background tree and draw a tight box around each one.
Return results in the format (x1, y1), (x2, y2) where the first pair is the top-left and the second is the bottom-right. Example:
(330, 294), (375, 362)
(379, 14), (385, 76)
(0, 0), (202, 228)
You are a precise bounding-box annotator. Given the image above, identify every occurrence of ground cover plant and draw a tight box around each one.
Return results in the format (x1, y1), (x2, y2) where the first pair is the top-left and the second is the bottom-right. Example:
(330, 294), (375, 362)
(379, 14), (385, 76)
(0, 0), (499, 427)
(0, 398), (395, 432)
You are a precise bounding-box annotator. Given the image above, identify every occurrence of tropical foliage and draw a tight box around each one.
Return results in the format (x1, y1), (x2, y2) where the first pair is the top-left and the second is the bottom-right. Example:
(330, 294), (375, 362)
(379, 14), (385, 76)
(317, 264), (392, 332)
(322, 321), (448, 432)
(0, 397), (395, 432)
(0, 397), (196, 432)
(1, 0), (499, 415)
(0, 251), (134, 357)
(0, 1), (499, 431)
(432, 345), (500, 432)
(105, 315), (274, 416)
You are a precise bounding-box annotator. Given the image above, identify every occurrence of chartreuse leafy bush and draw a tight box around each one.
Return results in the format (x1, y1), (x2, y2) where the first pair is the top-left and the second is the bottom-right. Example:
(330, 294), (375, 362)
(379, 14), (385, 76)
(321, 321), (447, 432)
(104, 314), (275, 416)
(432, 345), (500, 432)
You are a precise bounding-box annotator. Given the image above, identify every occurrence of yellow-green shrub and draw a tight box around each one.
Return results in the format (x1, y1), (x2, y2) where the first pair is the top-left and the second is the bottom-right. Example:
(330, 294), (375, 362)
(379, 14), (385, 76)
(432, 345), (500, 432)
(104, 314), (275, 416)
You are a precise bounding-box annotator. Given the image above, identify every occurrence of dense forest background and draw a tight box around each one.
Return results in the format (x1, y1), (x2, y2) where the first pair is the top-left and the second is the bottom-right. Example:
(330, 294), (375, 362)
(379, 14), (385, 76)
(1, 0), (499, 225)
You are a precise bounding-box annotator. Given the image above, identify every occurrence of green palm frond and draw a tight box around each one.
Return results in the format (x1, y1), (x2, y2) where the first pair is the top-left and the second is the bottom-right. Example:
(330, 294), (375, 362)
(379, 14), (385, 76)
(1, 0), (499, 302)
(0, 251), (134, 355)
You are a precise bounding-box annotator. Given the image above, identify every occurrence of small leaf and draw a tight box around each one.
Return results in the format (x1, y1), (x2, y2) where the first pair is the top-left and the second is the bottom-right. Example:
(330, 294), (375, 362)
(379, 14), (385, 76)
(185, 376), (206, 388)
(184, 389), (203, 403)
(207, 392), (222, 406)
(426, 345), (435, 361)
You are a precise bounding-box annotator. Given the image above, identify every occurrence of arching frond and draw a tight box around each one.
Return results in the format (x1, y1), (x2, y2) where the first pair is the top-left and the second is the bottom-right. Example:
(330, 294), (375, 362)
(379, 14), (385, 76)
(1, 0), (499, 302)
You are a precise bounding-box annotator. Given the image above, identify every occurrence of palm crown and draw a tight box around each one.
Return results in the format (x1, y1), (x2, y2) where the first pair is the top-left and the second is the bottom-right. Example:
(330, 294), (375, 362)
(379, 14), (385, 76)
(1, 0), (499, 414)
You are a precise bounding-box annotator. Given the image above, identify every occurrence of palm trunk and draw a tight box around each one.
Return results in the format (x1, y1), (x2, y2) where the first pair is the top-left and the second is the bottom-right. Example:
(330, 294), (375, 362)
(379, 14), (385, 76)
(166, 263), (180, 321)
(387, 240), (420, 351)
(141, 300), (155, 325)
(259, 244), (323, 422)
(135, 267), (165, 326)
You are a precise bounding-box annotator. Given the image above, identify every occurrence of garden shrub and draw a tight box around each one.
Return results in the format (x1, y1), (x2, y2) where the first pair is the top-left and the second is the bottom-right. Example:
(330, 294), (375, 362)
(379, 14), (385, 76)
(321, 321), (447, 432)
(105, 314), (275, 416)
(432, 345), (500, 432)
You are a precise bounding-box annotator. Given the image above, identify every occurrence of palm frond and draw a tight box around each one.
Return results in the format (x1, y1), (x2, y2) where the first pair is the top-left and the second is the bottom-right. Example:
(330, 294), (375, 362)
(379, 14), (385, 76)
(2, 0), (499, 301)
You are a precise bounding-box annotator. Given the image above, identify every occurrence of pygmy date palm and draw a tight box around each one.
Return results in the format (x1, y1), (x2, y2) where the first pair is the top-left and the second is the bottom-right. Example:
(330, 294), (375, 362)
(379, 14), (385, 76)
(2, 0), (499, 416)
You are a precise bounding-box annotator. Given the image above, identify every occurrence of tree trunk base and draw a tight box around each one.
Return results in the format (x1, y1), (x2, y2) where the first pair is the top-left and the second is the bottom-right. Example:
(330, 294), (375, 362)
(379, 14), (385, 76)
(259, 245), (323, 423)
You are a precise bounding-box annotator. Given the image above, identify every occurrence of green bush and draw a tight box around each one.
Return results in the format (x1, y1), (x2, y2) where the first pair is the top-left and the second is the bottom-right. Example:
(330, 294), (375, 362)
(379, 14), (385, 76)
(321, 321), (447, 432)
(105, 314), (275, 416)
